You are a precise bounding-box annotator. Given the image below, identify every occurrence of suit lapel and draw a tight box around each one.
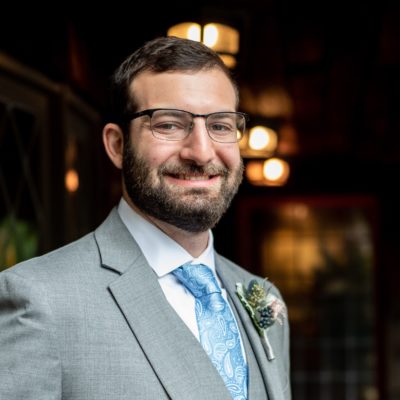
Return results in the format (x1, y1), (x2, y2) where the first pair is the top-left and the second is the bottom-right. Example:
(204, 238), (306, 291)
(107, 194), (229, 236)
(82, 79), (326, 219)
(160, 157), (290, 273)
(95, 210), (231, 400)
(228, 295), (268, 399)
(215, 255), (288, 400)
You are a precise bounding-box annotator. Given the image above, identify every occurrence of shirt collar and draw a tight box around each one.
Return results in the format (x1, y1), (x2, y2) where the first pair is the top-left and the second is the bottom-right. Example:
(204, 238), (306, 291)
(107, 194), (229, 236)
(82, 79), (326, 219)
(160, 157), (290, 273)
(117, 198), (215, 277)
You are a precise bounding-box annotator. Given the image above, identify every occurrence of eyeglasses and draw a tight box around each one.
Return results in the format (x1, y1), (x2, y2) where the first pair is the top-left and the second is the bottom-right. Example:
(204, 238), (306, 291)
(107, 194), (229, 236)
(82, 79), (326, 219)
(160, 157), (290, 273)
(127, 108), (248, 143)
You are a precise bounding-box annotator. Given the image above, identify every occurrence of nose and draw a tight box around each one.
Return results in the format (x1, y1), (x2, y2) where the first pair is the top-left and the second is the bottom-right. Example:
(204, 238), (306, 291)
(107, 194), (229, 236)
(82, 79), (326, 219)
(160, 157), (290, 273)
(179, 118), (216, 165)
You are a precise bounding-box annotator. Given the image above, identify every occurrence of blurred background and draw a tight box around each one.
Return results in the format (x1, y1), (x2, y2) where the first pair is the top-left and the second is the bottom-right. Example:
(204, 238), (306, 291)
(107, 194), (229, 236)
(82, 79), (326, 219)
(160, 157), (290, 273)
(1, 1), (399, 399)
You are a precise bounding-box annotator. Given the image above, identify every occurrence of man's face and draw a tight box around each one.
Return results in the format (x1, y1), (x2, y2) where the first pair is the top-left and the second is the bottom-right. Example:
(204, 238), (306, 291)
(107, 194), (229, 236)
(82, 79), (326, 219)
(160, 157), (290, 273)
(122, 69), (243, 232)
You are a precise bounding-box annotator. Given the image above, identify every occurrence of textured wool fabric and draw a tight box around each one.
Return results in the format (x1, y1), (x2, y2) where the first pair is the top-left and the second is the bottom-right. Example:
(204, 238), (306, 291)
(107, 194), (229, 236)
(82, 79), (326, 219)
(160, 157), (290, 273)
(0, 208), (291, 400)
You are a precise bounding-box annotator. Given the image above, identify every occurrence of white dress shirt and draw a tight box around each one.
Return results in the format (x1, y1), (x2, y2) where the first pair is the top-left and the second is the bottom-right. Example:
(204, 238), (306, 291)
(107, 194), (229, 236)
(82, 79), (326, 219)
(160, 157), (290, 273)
(117, 198), (240, 343)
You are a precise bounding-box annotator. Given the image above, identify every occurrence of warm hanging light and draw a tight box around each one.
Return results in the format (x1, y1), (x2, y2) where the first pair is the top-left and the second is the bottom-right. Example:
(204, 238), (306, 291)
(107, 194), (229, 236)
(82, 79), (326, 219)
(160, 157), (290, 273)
(263, 158), (290, 186)
(203, 24), (219, 48)
(239, 125), (278, 158)
(65, 168), (79, 192)
(246, 161), (264, 182)
(248, 126), (278, 151)
(245, 158), (290, 186)
(168, 23), (201, 42)
(167, 22), (239, 68)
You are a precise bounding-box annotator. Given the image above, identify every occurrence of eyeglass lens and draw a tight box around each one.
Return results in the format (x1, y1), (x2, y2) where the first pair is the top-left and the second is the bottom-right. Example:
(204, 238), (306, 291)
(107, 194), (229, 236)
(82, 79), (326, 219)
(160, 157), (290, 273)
(149, 109), (244, 142)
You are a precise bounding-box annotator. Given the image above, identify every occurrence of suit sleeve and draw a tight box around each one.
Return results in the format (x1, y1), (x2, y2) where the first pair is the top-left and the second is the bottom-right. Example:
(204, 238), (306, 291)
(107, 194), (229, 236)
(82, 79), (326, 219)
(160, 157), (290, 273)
(0, 271), (61, 399)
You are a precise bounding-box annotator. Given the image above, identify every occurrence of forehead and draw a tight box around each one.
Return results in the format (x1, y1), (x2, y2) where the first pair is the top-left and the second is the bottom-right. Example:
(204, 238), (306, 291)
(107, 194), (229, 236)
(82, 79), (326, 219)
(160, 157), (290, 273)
(130, 69), (237, 111)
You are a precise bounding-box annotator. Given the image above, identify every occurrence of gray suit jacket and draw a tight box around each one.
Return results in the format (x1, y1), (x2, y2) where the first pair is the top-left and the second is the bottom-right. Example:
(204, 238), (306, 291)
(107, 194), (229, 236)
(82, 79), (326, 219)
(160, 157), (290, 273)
(0, 208), (291, 400)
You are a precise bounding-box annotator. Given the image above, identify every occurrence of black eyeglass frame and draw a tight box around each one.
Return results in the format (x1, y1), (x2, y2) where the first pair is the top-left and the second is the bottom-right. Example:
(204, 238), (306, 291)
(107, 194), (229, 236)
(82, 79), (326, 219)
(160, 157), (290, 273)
(126, 108), (249, 143)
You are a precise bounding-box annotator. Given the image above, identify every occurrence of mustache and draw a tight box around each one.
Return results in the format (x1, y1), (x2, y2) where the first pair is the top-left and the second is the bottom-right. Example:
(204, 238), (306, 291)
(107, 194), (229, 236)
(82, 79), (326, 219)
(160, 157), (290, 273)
(159, 163), (229, 177)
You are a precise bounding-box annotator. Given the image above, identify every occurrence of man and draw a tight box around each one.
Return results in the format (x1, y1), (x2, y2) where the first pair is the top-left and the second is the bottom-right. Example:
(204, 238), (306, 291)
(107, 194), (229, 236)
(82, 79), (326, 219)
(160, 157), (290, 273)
(0, 37), (290, 400)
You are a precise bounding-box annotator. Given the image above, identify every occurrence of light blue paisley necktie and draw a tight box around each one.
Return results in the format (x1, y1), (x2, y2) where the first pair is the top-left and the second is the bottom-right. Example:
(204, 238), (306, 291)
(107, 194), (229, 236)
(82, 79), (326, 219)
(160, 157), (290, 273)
(173, 263), (248, 400)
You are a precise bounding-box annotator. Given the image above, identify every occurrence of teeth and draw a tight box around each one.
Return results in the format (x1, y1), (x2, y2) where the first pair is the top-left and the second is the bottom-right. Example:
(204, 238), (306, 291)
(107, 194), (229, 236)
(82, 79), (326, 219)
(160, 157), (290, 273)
(176, 174), (210, 181)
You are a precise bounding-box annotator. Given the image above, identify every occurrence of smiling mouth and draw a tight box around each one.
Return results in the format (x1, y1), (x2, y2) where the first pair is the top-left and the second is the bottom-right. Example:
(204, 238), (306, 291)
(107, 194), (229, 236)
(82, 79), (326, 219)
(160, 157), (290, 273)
(160, 163), (228, 187)
(169, 173), (217, 181)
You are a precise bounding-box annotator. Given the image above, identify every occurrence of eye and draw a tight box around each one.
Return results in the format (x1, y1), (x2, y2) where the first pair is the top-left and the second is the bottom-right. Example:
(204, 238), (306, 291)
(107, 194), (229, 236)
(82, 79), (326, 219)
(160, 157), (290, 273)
(152, 114), (188, 134)
(153, 121), (183, 131)
(207, 113), (238, 135)
(212, 123), (230, 131)
(209, 122), (235, 135)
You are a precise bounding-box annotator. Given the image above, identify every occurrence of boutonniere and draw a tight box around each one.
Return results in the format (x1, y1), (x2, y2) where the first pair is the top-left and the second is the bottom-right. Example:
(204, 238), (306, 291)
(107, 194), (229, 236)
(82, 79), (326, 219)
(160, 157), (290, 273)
(236, 279), (286, 361)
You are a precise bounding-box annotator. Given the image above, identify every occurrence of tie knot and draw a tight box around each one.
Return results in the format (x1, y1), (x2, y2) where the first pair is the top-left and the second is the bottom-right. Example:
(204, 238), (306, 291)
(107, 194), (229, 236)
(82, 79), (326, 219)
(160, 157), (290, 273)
(172, 263), (221, 298)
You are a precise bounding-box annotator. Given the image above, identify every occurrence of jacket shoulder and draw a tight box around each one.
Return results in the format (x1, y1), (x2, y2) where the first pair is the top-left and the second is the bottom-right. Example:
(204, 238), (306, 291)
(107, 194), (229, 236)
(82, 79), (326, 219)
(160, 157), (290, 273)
(1, 232), (98, 280)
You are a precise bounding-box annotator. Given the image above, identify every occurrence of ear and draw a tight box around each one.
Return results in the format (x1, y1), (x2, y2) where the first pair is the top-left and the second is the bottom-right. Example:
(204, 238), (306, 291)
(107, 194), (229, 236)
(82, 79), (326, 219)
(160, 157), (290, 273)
(103, 123), (125, 169)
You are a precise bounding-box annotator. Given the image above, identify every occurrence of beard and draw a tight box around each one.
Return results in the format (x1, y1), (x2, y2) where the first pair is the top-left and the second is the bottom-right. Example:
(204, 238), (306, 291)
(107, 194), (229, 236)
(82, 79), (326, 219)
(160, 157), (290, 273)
(122, 142), (243, 233)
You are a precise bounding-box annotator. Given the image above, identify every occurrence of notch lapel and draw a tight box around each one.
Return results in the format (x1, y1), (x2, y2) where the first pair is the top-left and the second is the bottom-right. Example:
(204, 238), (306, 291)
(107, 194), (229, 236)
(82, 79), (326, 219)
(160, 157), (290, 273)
(95, 210), (231, 400)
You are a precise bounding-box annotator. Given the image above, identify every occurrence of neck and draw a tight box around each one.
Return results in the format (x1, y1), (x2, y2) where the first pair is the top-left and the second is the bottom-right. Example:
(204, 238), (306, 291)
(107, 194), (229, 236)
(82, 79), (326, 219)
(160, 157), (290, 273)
(148, 216), (210, 258)
(124, 195), (209, 257)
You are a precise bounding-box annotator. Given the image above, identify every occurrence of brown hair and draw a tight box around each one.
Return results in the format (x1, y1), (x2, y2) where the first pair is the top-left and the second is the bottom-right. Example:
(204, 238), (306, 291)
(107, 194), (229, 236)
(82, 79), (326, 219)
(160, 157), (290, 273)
(109, 36), (238, 127)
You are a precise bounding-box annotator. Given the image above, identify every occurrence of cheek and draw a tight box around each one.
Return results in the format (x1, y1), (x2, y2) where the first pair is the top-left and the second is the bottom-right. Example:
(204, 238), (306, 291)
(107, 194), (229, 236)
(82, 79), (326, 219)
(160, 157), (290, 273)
(135, 141), (180, 168)
(218, 146), (241, 170)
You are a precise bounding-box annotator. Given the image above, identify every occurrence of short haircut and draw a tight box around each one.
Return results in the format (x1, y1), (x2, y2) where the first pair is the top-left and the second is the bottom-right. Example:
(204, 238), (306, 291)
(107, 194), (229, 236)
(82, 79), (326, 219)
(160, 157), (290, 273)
(108, 36), (238, 128)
